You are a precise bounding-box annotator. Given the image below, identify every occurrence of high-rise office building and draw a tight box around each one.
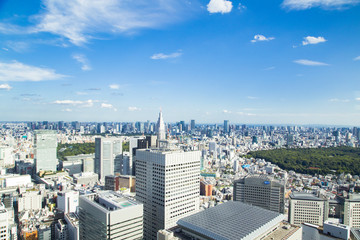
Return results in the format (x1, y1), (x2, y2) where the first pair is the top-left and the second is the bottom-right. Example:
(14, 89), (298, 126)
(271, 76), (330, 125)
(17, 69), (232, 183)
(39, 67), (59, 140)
(136, 148), (201, 239)
(57, 191), (79, 214)
(34, 130), (57, 173)
(94, 137), (122, 181)
(224, 120), (229, 133)
(190, 120), (195, 130)
(343, 194), (360, 228)
(79, 191), (143, 240)
(234, 174), (285, 213)
(0, 204), (8, 240)
(156, 111), (166, 142)
(289, 192), (328, 226)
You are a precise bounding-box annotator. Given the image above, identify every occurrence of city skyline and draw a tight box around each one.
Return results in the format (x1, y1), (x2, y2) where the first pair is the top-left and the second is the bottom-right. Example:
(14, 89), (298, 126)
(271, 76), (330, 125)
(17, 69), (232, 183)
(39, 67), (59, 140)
(0, 0), (360, 125)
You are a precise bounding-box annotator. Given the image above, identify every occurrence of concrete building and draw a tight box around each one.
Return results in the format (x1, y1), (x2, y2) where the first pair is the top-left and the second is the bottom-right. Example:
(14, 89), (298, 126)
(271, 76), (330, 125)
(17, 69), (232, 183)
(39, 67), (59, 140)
(65, 212), (79, 240)
(105, 175), (136, 192)
(0, 146), (14, 167)
(0, 174), (31, 189)
(234, 174), (285, 213)
(18, 191), (42, 212)
(34, 130), (58, 173)
(289, 192), (328, 226)
(57, 191), (79, 214)
(79, 191), (143, 240)
(136, 148), (201, 239)
(55, 219), (69, 240)
(94, 137), (122, 181)
(177, 201), (287, 240)
(156, 111), (166, 142)
(343, 193), (360, 228)
(73, 172), (98, 186)
(0, 206), (8, 240)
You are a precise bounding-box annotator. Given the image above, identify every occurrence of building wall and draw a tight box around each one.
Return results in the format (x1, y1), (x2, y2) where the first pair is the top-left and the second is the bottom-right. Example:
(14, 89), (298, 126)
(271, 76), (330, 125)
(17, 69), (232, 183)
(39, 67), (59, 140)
(344, 200), (360, 228)
(289, 199), (325, 226)
(35, 130), (57, 173)
(136, 150), (200, 240)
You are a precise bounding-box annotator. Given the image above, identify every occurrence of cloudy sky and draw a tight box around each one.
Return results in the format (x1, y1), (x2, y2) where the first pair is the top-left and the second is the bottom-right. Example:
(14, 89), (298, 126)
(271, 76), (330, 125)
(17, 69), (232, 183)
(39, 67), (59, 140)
(0, 0), (360, 125)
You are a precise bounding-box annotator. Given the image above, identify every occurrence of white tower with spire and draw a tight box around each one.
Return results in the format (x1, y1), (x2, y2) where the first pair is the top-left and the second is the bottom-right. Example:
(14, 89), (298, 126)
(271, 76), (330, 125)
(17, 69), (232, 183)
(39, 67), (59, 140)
(156, 110), (166, 141)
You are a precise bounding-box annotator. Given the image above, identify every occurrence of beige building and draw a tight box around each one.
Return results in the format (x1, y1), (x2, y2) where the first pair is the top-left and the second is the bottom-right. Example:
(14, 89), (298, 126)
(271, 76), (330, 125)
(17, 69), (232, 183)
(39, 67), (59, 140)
(343, 193), (360, 228)
(289, 192), (328, 226)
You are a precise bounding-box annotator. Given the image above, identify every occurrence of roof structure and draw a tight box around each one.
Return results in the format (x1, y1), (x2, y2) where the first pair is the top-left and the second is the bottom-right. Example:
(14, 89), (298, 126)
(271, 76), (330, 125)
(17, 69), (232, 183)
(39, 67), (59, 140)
(177, 201), (284, 240)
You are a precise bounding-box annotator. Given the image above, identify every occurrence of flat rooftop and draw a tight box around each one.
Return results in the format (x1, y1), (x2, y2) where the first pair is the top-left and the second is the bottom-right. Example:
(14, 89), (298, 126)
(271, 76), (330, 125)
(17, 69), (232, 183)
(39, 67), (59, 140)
(290, 192), (324, 201)
(177, 201), (284, 240)
(97, 191), (139, 210)
(262, 222), (300, 240)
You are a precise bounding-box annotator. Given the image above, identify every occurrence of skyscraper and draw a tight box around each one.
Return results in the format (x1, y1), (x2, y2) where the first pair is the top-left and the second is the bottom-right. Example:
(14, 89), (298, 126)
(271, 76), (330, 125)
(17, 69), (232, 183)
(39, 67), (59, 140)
(233, 174), (285, 214)
(224, 120), (229, 133)
(79, 191), (143, 239)
(135, 148), (201, 239)
(190, 119), (195, 130)
(94, 137), (122, 181)
(34, 130), (57, 173)
(156, 111), (166, 141)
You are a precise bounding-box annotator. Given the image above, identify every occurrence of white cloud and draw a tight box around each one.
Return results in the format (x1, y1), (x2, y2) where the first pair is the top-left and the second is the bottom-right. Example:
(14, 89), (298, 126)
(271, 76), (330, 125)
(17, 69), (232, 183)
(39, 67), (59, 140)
(0, 84), (12, 90)
(128, 106), (141, 111)
(53, 99), (97, 107)
(354, 56), (360, 61)
(62, 108), (73, 112)
(26, 0), (193, 45)
(76, 92), (88, 95)
(247, 96), (258, 100)
(5, 41), (30, 52)
(223, 109), (232, 114)
(150, 51), (182, 60)
(0, 61), (65, 82)
(109, 84), (120, 90)
(251, 35), (275, 43)
(329, 98), (350, 102)
(282, 0), (360, 10)
(101, 103), (117, 111)
(238, 3), (247, 11)
(237, 112), (256, 116)
(356, 98), (360, 101)
(207, 0), (233, 13)
(302, 36), (327, 45)
(263, 66), (275, 71)
(72, 54), (91, 71)
(294, 59), (329, 66)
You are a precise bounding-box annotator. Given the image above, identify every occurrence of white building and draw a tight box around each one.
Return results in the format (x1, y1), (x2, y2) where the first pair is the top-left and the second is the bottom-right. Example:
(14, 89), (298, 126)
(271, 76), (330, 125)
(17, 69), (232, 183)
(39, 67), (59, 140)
(0, 174), (31, 189)
(289, 192), (328, 226)
(57, 191), (79, 214)
(0, 147), (14, 167)
(343, 193), (360, 228)
(79, 191), (143, 239)
(34, 130), (58, 173)
(94, 137), (122, 181)
(0, 205), (8, 240)
(136, 148), (201, 240)
(18, 191), (42, 212)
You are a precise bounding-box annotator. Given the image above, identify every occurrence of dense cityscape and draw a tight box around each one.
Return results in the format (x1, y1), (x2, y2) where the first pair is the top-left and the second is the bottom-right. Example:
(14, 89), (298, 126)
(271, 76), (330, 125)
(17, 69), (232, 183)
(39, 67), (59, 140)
(1, 0), (360, 239)
(0, 111), (360, 239)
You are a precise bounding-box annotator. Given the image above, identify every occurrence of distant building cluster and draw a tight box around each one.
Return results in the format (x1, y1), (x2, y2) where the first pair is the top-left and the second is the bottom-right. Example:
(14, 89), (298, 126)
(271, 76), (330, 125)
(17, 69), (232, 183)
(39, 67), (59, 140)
(1, 112), (360, 239)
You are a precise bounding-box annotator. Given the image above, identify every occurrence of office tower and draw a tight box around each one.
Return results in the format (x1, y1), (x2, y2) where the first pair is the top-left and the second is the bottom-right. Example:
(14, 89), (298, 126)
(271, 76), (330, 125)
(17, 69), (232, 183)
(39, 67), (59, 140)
(208, 141), (216, 154)
(190, 120), (195, 130)
(343, 194), (360, 228)
(234, 174), (285, 213)
(287, 134), (294, 146)
(34, 130), (57, 173)
(289, 192), (328, 226)
(94, 137), (122, 181)
(200, 180), (212, 196)
(0, 204), (8, 240)
(57, 191), (79, 214)
(79, 191), (143, 240)
(156, 111), (166, 141)
(224, 120), (229, 133)
(180, 121), (186, 132)
(136, 148), (201, 239)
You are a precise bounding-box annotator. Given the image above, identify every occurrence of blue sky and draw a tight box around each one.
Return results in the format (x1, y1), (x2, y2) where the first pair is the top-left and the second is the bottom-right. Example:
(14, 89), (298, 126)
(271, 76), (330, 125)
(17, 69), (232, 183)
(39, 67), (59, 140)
(0, 0), (360, 125)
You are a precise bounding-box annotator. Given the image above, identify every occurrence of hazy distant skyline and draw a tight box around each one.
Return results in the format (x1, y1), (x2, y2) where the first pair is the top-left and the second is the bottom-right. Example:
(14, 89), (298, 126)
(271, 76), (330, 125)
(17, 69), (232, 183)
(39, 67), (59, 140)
(0, 0), (360, 125)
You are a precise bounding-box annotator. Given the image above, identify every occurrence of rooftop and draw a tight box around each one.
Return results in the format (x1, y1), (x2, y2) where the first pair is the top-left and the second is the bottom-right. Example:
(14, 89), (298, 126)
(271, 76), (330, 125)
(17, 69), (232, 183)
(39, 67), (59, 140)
(290, 192), (324, 201)
(177, 201), (284, 240)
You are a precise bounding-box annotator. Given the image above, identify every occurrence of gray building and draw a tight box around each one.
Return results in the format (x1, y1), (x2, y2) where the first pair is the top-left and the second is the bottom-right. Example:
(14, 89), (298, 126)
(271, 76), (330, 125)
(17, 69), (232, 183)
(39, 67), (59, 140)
(34, 130), (57, 173)
(79, 191), (143, 240)
(177, 201), (285, 240)
(94, 137), (122, 181)
(234, 174), (285, 213)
